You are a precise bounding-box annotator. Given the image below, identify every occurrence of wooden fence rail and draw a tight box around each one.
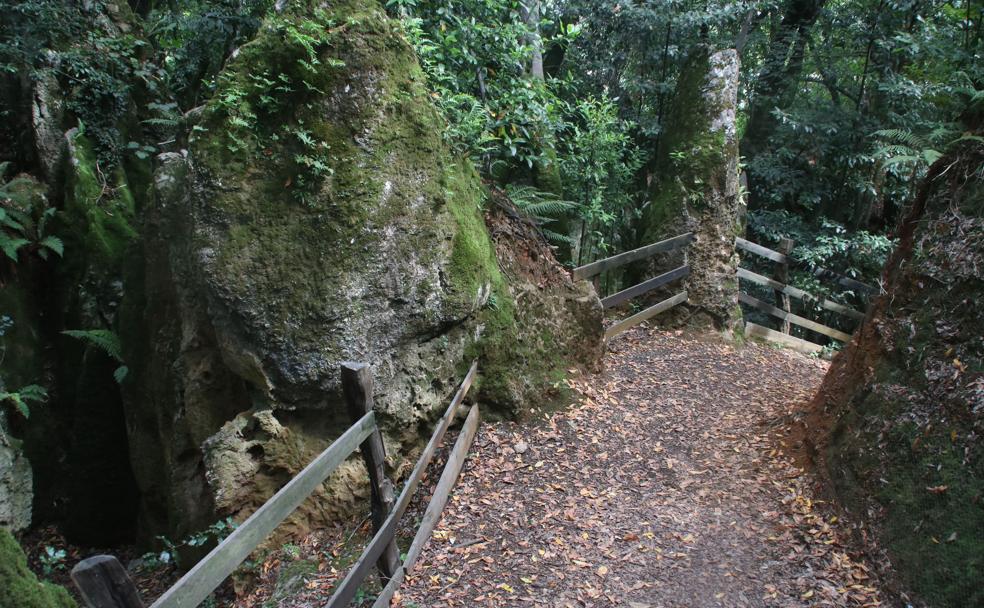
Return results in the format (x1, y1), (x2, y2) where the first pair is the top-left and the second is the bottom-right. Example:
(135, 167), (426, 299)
(736, 268), (864, 321)
(72, 361), (481, 608)
(572, 232), (693, 340)
(735, 237), (877, 295)
(738, 293), (853, 342)
(735, 235), (876, 351)
(600, 265), (689, 310)
(605, 292), (688, 339)
(572, 232), (693, 280)
(744, 322), (823, 354)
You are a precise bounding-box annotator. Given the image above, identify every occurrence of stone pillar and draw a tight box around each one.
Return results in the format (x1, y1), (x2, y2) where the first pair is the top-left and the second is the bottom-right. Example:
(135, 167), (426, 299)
(643, 46), (743, 333)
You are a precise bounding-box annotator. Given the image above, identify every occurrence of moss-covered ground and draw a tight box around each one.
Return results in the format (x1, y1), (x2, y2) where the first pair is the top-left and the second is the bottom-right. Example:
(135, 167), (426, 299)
(0, 530), (75, 608)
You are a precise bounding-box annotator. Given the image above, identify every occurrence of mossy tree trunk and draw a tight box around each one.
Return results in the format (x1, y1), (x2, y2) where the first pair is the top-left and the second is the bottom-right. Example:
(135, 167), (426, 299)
(640, 46), (743, 333)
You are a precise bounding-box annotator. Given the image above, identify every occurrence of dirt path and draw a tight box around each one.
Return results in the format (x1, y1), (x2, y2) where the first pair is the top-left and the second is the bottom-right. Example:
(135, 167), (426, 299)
(395, 328), (886, 608)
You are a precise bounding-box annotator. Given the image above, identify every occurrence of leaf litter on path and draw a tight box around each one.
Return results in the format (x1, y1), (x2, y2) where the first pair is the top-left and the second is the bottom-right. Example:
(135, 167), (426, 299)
(395, 327), (887, 608)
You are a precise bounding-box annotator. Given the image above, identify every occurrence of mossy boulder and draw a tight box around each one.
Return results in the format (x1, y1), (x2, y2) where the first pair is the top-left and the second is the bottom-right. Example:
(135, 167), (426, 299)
(642, 46), (743, 332)
(0, 529), (76, 608)
(122, 0), (602, 543)
(814, 132), (984, 607)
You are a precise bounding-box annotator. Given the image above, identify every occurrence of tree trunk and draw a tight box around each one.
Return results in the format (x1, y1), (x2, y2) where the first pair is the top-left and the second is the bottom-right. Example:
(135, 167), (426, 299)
(742, 0), (826, 207)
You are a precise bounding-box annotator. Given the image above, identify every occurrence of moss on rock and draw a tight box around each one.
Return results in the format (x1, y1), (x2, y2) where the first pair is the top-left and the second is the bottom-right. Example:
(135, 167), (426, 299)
(0, 529), (75, 608)
(124, 0), (602, 545)
(63, 130), (137, 267)
(815, 134), (984, 607)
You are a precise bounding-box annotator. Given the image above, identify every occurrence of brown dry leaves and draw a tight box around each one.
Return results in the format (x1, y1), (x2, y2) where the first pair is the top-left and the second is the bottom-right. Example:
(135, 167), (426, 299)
(395, 328), (887, 608)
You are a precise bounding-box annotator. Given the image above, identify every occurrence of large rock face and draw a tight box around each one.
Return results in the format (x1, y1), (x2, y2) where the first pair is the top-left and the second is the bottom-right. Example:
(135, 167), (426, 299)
(642, 47), (742, 332)
(812, 133), (983, 607)
(122, 0), (602, 542)
(0, 412), (32, 533)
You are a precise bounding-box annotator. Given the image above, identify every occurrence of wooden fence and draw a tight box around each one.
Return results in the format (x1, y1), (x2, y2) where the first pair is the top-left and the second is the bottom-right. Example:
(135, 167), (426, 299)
(71, 361), (481, 608)
(573, 233), (693, 339)
(735, 237), (876, 353)
(571, 232), (877, 351)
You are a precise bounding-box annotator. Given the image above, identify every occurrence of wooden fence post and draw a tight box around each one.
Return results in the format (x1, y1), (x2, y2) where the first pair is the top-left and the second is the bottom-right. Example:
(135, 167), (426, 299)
(71, 555), (144, 608)
(340, 362), (401, 582)
(773, 238), (795, 334)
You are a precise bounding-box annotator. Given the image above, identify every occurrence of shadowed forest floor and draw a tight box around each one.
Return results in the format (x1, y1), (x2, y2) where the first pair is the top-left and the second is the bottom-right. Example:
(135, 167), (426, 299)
(393, 328), (888, 608)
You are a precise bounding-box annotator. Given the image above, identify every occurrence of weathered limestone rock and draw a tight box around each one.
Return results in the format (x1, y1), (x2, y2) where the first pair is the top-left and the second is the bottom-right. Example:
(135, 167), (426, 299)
(812, 132), (983, 606)
(642, 47), (743, 332)
(0, 412), (32, 533)
(122, 0), (603, 543)
(29, 72), (67, 190)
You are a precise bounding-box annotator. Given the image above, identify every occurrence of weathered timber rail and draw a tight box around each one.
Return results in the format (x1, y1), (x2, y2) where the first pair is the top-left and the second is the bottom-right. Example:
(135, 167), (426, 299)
(735, 236), (875, 352)
(735, 238), (877, 296)
(71, 361), (481, 608)
(573, 233), (693, 339)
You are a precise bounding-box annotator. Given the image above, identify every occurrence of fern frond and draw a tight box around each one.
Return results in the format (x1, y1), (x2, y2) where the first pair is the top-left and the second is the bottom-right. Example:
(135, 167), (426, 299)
(142, 117), (180, 128)
(505, 185), (577, 221)
(1, 384), (46, 418)
(0, 392), (30, 418)
(0, 234), (29, 261)
(39, 236), (64, 257)
(521, 199), (578, 217)
(872, 128), (926, 149)
(62, 329), (123, 362)
(541, 228), (575, 246)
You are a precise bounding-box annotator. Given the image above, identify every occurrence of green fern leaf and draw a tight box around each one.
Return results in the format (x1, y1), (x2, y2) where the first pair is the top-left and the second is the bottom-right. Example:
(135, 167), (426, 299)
(0, 235), (29, 261)
(39, 236), (64, 257)
(541, 229), (576, 246)
(113, 365), (129, 384)
(62, 329), (124, 362)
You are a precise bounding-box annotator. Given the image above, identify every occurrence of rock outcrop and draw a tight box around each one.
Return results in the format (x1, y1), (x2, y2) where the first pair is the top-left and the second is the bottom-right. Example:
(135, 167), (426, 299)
(121, 0), (603, 542)
(0, 412), (32, 533)
(642, 47), (743, 332)
(812, 128), (983, 607)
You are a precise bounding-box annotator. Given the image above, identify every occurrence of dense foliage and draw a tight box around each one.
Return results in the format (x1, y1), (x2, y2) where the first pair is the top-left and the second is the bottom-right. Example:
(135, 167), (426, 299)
(3, 0), (978, 280)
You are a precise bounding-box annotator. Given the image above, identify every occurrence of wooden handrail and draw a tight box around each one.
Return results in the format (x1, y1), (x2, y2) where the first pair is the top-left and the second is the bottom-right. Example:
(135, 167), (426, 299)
(737, 267), (864, 320)
(735, 237), (877, 295)
(325, 361), (478, 607)
(744, 322), (823, 354)
(148, 412), (377, 608)
(605, 291), (688, 339)
(739, 293), (853, 342)
(372, 404), (481, 608)
(73, 361), (482, 608)
(573, 233), (693, 280)
(601, 265), (689, 309)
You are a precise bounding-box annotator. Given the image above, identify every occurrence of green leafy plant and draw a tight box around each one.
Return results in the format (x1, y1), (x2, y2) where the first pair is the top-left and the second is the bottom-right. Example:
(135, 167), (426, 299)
(505, 184), (576, 246)
(61, 329), (128, 383)
(281, 542), (301, 560)
(0, 163), (63, 263)
(141, 517), (239, 570)
(0, 384), (47, 419)
(39, 546), (68, 577)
